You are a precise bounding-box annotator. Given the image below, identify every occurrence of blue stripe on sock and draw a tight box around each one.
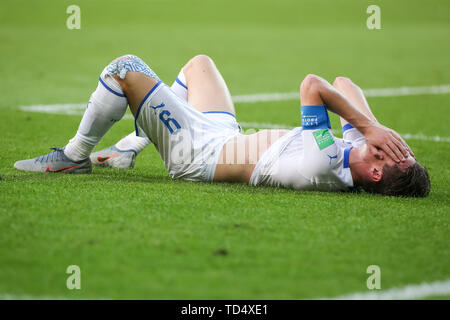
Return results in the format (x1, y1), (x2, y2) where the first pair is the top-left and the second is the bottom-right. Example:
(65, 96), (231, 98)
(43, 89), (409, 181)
(175, 77), (188, 90)
(98, 77), (126, 97)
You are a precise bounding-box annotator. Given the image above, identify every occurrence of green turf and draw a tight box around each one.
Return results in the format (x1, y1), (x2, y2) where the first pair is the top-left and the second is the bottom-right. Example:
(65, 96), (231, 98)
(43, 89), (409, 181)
(0, 0), (449, 299)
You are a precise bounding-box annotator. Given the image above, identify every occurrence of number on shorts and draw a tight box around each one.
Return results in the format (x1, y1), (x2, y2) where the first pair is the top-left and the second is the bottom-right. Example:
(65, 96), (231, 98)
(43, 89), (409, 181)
(159, 110), (181, 134)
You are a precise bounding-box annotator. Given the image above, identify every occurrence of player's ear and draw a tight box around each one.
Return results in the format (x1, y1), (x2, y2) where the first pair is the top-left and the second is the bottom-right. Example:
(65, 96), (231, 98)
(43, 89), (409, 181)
(370, 167), (382, 182)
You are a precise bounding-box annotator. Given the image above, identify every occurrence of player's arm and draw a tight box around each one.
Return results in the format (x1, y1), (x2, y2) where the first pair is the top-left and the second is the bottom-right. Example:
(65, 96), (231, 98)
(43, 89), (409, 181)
(299, 74), (411, 162)
(332, 77), (378, 127)
(332, 76), (414, 157)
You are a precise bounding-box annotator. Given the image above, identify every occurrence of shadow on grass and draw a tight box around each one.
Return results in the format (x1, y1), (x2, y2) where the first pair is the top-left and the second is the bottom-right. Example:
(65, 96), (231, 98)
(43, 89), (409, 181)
(1, 167), (438, 203)
(2, 169), (171, 185)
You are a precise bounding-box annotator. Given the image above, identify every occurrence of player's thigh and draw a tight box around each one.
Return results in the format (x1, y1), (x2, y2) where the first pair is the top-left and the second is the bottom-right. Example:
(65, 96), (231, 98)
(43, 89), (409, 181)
(184, 55), (235, 115)
(114, 72), (158, 116)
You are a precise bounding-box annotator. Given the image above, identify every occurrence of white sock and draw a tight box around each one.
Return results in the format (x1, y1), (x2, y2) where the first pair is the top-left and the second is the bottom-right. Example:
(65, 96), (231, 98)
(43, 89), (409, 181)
(115, 132), (150, 154)
(171, 68), (188, 101)
(64, 69), (128, 161)
(113, 68), (189, 155)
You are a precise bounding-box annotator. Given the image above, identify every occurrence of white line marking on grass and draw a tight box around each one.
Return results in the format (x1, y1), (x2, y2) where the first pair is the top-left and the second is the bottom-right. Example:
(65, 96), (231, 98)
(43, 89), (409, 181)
(233, 84), (450, 103)
(399, 133), (450, 143)
(327, 279), (450, 300)
(22, 103), (87, 115)
(19, 102), (450, 143)
(3, 279), (449, 300)
(233, 92), (299, 103)
(239, 121), (294, 129)
(363, 84), (450, 98)
(0, 292), (111, 300)
(0, 293), (65, 300)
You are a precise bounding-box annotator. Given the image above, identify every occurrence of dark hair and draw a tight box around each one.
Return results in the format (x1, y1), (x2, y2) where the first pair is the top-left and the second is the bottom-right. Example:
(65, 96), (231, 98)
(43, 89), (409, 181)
(362, 162), (431, 197)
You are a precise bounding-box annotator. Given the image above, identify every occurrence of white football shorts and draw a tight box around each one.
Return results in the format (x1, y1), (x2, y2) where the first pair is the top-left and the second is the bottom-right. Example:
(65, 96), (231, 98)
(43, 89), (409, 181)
(135, 81), (241, 182)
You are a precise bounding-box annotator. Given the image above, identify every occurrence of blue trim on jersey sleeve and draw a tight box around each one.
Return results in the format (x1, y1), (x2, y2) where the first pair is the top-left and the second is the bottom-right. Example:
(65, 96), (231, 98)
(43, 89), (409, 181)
(98, 77), (126, 97)
(301, 105), (331, 130)
(175, 77), (188, 90)
(342, 123), (354, 133)
(202, 111), (236, 119)
(343, 146), (353, 169)
(135, 80), (163, 136)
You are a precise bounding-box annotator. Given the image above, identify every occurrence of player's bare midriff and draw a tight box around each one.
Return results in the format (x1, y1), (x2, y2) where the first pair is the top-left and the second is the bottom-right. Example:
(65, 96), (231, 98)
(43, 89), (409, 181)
(213, 129), (289, 183)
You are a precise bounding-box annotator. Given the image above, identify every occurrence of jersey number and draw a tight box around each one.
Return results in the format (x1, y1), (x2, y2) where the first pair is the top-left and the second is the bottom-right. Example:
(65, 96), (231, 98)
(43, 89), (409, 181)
(159, 110), (181, 134)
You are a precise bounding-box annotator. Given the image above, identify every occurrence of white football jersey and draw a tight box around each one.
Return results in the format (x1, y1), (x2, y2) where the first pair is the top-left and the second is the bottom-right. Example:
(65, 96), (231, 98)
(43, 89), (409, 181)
(135, 82), (241, 182)
(249, 106), (366, 192)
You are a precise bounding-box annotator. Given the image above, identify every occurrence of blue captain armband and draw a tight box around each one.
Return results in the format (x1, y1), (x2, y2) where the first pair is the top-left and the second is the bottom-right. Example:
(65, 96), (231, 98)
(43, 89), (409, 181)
(301, 105), (331, 130)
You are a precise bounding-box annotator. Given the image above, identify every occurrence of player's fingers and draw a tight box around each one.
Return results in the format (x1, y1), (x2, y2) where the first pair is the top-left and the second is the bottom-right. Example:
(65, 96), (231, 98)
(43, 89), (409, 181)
(384, 142), (401, 163)
(391, 137), (408, 161)
(401, 139), (414, 158)
(390, 131), (410, 157)
(392, 131), (415, 158)
(401, 137), (415, 158)
(380, 143), (400, 162)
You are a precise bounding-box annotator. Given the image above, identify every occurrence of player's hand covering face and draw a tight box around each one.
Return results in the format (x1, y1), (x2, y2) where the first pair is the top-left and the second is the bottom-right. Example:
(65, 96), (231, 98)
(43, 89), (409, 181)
(360, 122), (414, 163)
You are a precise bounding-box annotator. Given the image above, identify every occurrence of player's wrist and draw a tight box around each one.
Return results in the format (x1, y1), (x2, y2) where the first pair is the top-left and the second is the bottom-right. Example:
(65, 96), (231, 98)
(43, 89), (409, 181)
(354, 119), (376, 135)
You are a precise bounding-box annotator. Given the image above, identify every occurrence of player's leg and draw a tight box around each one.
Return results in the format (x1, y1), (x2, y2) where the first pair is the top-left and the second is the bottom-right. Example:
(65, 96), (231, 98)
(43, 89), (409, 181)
(91, 54), (234, 169)
(14, 55), (159, 173)
(108, 54), (234, 136)
(90, 66), (189, 169)
(184, 54), (235, 115)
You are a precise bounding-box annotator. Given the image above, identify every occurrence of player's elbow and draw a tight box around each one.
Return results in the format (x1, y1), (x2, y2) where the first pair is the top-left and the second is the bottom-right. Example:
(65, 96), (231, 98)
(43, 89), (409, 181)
(300, 74), (324, 96)
(333, 76), (357, 92)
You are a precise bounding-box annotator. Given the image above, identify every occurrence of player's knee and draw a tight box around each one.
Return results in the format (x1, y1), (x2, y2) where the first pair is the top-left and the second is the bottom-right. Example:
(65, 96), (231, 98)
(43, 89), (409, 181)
(113, 54), (141, 62)
(333, 76), (353, 88)
(185, 54), (215, 72)
(191, 54), (214, 65)
(105, 54), (160, 82)
(300, 74), (322, 95)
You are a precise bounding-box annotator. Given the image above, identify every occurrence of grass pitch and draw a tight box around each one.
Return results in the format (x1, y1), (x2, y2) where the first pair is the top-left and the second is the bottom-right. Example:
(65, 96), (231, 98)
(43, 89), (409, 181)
(0, 0), (449, 299)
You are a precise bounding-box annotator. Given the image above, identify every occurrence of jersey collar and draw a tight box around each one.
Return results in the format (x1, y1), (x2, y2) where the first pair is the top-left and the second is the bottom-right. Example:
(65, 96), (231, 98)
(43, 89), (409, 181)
(343, 146), (353, 169)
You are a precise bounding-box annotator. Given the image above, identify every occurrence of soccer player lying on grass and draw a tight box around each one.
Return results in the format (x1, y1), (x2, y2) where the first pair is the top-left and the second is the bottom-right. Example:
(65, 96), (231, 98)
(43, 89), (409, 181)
(14, 54), (430, 197)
